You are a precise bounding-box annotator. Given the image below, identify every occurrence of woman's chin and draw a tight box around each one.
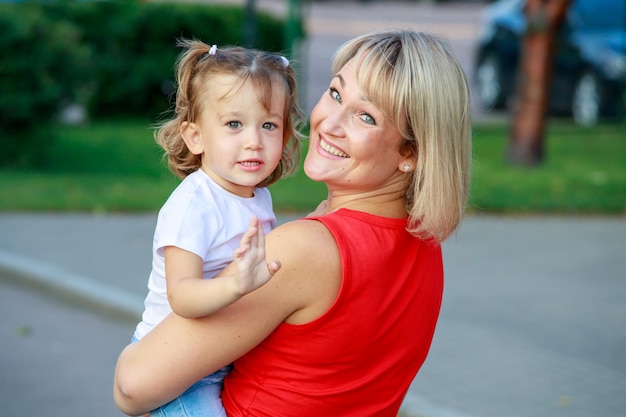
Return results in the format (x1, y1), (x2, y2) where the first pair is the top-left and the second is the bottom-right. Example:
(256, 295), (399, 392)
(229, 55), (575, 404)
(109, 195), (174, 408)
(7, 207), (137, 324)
(303, 162), (328, 183)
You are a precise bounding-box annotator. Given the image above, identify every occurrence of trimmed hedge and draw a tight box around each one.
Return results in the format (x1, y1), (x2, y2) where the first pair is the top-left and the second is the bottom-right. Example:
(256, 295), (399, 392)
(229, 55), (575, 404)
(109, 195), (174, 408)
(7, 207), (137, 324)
(0, 0), (296, 167)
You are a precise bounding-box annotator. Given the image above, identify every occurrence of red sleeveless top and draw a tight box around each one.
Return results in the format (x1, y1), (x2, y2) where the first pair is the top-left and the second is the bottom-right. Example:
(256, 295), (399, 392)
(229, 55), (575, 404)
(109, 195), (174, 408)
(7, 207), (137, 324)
(222, 209), (443, 416)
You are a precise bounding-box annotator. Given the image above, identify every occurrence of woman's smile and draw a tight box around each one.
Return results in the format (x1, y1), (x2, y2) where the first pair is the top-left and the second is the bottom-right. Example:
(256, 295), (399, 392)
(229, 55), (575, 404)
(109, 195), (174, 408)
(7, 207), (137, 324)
(319, 138), (350, 158)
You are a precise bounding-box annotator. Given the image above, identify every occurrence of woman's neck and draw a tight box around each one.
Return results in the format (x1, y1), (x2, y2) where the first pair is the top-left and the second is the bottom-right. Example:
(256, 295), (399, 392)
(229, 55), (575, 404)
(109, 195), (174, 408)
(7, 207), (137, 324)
(326, 190), (408, 219)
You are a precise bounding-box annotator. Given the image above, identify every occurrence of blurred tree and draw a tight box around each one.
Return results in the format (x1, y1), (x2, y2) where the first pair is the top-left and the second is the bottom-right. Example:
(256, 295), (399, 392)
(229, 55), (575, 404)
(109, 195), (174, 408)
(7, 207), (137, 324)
(508, 0), (571, 166)
(244, 0), (257, 48)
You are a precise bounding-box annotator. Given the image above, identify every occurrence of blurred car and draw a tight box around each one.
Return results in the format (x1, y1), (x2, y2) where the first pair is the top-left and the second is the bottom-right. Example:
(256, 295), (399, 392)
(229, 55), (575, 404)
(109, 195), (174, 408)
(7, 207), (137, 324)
(474, 0), (626, 125)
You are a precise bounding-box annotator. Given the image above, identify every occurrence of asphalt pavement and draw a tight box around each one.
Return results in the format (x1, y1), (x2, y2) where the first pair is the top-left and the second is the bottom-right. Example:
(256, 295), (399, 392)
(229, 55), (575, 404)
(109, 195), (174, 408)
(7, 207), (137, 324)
(1, 1), (625, 417)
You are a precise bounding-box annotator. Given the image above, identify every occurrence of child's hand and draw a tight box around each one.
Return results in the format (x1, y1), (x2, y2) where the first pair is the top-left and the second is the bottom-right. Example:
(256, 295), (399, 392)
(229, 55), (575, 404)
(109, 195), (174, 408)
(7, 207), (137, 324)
(232, 216), (281, 295)
(307, 200), (328, 217)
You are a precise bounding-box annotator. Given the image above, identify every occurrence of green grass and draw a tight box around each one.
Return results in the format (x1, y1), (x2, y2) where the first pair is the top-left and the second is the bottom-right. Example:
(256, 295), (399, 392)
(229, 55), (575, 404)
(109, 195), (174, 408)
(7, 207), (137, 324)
(1, 118), (624, 214)
(470, 121), (626, 214)
(1, 119), (179, 212)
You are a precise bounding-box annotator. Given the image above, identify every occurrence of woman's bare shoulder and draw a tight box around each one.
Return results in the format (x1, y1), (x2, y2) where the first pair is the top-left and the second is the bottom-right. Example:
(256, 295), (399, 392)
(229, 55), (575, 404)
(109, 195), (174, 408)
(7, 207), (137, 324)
(269, 218), (336, 249)
(265, 218), (342, 324)
(266, 219), (340, 277)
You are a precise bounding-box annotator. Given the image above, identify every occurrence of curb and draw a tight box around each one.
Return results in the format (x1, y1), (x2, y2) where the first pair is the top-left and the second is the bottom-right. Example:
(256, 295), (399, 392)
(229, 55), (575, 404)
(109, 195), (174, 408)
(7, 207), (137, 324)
(0, 249), (143, 323)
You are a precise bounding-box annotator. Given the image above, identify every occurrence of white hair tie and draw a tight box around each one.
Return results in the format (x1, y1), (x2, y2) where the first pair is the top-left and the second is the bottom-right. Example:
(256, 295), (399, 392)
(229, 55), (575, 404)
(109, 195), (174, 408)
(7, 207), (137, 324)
(280, 56), (289, 68)
(208, 45), (218, 55)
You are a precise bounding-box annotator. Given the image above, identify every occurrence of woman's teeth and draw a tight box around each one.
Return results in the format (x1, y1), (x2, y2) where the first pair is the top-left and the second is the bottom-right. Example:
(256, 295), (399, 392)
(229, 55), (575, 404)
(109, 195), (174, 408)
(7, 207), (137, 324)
(320, 139), (349, 158)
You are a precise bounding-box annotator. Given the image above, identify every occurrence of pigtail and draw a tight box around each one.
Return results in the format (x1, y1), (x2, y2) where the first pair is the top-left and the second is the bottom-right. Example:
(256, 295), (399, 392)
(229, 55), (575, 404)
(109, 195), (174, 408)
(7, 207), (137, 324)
(155, 39), (212, 179)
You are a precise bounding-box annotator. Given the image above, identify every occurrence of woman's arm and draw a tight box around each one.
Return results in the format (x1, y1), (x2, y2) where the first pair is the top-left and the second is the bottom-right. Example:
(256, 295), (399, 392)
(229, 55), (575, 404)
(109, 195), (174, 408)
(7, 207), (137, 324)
(113, 219), (341, 416)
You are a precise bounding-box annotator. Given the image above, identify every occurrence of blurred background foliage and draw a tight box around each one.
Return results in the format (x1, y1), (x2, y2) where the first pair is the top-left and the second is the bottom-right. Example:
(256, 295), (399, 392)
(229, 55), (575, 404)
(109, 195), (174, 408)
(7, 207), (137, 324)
(0, 0), (296, 167)
(0, 1), (623, 215)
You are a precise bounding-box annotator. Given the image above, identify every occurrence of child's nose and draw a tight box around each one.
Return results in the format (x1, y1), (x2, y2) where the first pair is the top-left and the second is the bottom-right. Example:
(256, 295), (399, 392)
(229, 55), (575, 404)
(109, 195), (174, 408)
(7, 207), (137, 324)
(245, 129), (263, 150)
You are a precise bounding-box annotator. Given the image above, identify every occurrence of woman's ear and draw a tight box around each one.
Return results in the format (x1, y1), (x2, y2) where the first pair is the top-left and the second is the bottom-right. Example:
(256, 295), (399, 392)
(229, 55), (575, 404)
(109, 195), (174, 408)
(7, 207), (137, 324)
(181, 121), (204, 155)
(398, 138), (417, 174)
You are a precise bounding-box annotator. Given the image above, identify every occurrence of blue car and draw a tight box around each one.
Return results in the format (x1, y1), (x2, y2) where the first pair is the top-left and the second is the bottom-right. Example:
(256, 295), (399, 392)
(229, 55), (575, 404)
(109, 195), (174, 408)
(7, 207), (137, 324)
(474, 0), (626, 125)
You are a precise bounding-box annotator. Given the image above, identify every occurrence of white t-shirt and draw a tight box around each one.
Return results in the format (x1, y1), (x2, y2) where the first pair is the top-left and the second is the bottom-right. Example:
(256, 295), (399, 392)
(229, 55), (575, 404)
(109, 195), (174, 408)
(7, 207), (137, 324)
(134, 169), (276, 340)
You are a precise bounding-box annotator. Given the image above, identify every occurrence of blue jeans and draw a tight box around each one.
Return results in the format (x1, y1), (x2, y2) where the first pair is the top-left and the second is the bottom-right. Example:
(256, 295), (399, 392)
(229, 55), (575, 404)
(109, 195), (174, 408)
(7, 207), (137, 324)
(149, 377), (226, 417)
(130, 336), (227, 417)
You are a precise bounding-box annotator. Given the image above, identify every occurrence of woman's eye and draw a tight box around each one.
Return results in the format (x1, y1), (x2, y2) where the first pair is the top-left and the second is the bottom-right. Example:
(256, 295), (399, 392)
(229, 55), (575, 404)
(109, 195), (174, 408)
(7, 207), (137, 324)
(227, 121), (242, 129)
(329, 88), (342, 104)
(359, 113), (376, 125)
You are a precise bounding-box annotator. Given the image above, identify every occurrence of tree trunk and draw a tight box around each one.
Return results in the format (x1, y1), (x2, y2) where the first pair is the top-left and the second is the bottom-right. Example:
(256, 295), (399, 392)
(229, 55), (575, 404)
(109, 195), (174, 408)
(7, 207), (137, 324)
(508, 0), (571, 166)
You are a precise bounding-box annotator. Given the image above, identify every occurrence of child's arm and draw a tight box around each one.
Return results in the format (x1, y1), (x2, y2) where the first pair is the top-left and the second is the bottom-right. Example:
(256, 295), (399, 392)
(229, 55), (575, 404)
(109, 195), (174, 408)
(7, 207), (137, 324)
(231, 216), (282, 295)
(165, 216), (280, 319)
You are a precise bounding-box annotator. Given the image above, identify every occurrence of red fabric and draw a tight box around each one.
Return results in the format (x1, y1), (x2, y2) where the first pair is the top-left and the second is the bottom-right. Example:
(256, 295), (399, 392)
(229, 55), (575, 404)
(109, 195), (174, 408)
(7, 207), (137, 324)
(222, 209), (443, 416)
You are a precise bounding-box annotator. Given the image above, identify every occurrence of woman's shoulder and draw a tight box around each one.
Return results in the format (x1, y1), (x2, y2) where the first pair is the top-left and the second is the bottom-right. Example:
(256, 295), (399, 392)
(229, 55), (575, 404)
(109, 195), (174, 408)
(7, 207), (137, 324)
(267, 218), (336, 254)
(264, 218), (342, 324)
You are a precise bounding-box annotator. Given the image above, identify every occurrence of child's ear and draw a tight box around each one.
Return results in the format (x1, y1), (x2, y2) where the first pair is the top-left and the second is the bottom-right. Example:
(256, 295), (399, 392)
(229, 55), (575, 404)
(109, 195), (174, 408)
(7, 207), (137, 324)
(180, 121), (204, 155)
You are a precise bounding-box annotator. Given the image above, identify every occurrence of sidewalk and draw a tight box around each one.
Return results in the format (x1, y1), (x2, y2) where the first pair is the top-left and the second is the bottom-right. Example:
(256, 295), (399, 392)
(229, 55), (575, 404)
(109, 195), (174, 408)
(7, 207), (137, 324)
(1, 213), (625, 417)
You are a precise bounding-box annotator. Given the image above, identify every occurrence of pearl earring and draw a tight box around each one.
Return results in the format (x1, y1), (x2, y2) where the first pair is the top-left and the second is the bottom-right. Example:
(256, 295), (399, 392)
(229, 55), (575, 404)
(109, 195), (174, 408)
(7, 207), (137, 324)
(403, 165), (410, 172)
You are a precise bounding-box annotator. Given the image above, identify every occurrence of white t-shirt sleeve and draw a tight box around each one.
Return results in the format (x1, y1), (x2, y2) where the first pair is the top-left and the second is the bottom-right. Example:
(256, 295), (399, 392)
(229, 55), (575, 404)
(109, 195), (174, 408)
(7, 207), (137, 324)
(155, 190), (220, 259)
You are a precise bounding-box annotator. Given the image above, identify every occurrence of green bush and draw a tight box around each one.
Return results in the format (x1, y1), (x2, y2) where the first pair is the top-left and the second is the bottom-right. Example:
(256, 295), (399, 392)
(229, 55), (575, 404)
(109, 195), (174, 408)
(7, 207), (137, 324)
(0, 0), (297, 167)
(45, 0), (290, 118)
(0, 3), (92, 167)
(68, 1), (289, 118)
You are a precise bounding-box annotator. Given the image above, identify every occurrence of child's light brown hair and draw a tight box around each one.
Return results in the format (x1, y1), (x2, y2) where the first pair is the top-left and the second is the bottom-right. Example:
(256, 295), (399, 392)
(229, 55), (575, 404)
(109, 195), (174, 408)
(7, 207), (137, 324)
(155, 38), (304, 186)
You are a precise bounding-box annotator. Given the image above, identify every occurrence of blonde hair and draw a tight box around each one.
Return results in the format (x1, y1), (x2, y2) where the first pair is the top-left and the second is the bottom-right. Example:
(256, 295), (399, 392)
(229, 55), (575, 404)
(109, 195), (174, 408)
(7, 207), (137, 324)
(333, 29), (472, 242)
(155, 39), (304, 186)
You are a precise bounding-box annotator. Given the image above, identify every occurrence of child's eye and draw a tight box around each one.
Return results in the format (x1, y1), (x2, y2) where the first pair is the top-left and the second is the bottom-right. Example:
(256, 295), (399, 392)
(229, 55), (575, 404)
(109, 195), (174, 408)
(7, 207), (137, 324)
(359, 113), (376, 125)
(329, 88), (342, 104)
(262, 122), (277, 130)
(227, 121), (242, 129)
